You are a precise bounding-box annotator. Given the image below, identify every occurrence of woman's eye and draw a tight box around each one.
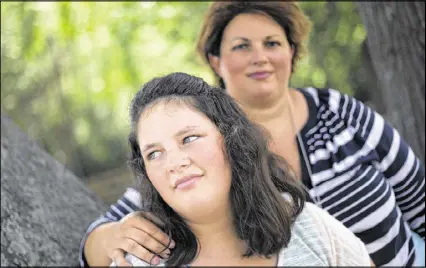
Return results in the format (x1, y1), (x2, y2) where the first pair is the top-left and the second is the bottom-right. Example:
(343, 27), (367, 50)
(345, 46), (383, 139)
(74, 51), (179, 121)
(147, 151), (162, 160)
(232, 43), (249, 51)
(183, 135), (200, 144)
(265, 41), (281, 47)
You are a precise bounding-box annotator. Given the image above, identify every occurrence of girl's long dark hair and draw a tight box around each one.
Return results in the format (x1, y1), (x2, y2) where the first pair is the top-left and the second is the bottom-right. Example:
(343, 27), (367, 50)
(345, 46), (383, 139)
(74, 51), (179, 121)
(128, 72), (306, 266)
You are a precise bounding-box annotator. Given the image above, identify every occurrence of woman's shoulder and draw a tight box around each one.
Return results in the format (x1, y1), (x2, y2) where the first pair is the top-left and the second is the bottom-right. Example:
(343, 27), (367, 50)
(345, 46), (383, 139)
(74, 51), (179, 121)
(298, 86), (350, 111)
(298, 86), (372, 138)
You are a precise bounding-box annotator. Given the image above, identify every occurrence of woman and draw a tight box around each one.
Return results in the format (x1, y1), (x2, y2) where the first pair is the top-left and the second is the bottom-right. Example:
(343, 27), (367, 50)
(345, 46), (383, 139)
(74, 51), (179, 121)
(81, 2), (424, 267)
(116, 71), (371, 266)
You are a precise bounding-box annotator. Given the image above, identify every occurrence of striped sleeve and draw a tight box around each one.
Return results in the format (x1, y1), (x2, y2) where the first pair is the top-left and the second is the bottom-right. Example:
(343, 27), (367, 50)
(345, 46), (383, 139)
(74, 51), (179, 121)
(78, 187), (143, 267)
(335, 90), (425, 239)
(103, 187), (143, 220)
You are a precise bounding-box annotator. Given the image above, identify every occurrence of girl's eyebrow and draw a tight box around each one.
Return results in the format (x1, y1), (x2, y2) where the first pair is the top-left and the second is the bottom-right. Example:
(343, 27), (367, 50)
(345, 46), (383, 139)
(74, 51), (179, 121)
(173, 125), (199, 138)
(141, 143), (159, 154)
(141, 125), (199, 153)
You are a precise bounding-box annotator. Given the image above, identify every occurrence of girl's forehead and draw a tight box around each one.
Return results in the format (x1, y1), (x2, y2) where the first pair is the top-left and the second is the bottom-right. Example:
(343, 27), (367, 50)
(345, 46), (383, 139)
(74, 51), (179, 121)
(136, 100), (222, 146)
(137, 100), (211, 131)
(139, 97), (195, 119)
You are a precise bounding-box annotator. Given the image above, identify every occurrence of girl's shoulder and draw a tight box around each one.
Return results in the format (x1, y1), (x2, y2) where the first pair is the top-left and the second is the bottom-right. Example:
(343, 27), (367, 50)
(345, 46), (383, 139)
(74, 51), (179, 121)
(277, 202), (331, 266)
(278, 201), (370, 266)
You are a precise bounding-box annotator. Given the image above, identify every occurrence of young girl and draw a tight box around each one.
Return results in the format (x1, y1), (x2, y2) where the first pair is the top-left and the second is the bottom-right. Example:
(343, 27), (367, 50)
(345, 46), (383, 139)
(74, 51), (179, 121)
(111, 72), (371, 266)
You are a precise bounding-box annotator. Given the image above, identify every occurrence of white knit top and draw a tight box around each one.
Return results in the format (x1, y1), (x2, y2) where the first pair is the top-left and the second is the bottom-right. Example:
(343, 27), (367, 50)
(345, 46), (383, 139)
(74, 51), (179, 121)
(111, 202), (371, 267)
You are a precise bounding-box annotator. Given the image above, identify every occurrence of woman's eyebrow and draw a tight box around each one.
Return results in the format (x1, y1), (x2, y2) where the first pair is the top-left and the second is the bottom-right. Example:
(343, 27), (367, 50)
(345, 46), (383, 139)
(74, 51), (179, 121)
(265, 35), (281, 39)
(231, 37), (250, 42)
(231, 35), (282, 42)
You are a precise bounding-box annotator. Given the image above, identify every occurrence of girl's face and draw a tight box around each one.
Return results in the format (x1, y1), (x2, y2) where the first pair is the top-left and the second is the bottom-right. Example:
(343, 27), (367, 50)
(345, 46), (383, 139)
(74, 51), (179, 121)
(137, 101), (232, 222)
(209, 13), (294, 106)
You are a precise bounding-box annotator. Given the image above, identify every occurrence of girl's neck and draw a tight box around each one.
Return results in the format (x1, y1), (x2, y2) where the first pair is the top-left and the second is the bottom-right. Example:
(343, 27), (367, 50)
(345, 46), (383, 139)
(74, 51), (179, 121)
(187, 211), (246, 260)
(185, 212), (279, 266)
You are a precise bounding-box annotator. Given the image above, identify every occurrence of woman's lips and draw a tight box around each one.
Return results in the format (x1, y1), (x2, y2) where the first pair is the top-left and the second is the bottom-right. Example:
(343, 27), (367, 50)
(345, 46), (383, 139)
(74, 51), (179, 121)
(175, 176), (202, 190)
(248, 72), (271, 80)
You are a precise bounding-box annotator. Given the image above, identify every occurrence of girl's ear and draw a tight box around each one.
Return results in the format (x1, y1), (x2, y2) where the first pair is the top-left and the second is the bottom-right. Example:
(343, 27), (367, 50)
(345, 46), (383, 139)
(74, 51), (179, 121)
(208, 54), (222, 77)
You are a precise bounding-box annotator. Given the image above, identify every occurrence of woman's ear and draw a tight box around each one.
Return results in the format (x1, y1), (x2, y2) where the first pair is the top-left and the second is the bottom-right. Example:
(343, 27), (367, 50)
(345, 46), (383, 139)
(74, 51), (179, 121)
(208, 54), (222, 77)
(290, 44), (296, 59)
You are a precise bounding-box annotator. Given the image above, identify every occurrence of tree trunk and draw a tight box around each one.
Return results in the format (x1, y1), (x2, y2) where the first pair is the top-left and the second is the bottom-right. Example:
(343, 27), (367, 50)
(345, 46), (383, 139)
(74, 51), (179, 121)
(1, 115), (108, 265)
(356, 2), (425, 164)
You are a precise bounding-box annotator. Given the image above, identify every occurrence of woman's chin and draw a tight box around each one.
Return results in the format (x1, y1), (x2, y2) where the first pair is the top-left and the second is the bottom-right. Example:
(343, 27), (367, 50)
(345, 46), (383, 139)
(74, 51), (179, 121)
(248, 88), (282, 105)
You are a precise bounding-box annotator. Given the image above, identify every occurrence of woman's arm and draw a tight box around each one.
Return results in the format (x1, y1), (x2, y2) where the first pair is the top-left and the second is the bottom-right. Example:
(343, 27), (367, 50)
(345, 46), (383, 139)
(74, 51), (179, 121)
(79, 188), (174, 267)
(84, 221), (122, 266)
(336, 91), (425, 239)
(79, 216), (115, 266)
(372, 113), (425, 239)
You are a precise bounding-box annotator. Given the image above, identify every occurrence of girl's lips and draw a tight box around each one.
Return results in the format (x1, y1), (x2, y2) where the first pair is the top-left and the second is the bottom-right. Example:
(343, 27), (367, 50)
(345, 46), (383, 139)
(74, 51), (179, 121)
(175, 176), (202, 190)
(248, 72), (271, 80)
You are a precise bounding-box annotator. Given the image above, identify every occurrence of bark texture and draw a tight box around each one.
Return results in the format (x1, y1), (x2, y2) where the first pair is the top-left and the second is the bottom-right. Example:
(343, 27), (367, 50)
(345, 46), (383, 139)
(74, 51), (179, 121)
(1, 115), (108, 265)
(357, 2), (425, 163)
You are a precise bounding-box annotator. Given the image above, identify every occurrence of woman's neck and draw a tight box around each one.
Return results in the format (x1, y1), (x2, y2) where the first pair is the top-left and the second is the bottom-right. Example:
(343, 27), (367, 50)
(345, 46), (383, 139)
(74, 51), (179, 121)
(240, 88), (301, 133)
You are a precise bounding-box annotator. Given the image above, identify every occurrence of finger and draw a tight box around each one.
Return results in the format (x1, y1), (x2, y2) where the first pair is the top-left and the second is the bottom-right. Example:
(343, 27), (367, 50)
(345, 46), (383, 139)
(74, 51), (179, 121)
(110, 249), (132, 267)
(121, 238), (161, 265)
(140, 211), (165, 228)
(128, 214), (175, 249)
(130, 211), (166, 232)
(124, 228), (171, 258)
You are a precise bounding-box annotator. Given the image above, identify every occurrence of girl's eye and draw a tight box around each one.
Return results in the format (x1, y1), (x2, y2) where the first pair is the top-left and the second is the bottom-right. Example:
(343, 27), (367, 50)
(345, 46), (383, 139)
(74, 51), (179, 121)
(147, 151), (162, 160)
(232, 43), (249, 51)
(265, 41), (281, 47)
(183, 135), (200, 144)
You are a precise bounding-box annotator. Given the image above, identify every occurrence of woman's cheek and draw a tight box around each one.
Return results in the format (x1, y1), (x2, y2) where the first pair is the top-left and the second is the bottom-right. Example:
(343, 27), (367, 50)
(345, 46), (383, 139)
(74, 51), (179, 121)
(223, 54), (247, 77)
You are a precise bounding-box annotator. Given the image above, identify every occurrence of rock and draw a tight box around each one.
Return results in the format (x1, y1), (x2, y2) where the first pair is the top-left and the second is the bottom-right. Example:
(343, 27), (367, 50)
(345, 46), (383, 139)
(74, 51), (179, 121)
(1, 115), (108, 265)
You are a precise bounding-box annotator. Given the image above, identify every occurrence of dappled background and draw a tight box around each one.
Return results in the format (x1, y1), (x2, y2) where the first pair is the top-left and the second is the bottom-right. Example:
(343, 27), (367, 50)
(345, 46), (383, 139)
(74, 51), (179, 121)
(1, 2), (378, 204)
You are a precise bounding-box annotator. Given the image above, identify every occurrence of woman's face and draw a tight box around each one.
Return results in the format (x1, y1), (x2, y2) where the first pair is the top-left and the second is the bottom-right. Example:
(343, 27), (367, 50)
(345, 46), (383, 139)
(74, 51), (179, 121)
(137, 101), (232, 222)
(209, 13), (294, 107)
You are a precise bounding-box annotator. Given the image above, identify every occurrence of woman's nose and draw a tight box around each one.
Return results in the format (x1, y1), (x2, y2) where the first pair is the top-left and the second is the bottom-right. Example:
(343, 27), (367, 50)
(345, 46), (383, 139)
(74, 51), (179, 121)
(250, 45), (268, 66)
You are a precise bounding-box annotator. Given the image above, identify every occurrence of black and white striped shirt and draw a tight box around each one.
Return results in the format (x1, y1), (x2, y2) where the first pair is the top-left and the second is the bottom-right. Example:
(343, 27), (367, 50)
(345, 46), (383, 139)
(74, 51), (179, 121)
(79, 87), (424, 267)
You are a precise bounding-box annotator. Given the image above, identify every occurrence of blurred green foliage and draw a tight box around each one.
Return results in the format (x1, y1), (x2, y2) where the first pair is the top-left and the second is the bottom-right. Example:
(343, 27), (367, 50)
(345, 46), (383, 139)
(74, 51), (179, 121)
(1, 2), (368, 179)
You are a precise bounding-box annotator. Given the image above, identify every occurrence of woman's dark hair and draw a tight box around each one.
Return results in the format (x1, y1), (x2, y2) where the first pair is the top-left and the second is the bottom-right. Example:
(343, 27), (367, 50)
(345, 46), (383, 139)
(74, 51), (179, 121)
(196, 2), (312, 89)
(128, 72), (306, 266)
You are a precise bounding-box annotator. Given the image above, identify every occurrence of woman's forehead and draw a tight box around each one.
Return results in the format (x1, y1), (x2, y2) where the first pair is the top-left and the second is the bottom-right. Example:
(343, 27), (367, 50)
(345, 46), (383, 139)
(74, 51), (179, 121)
(222, 13), (286, 42)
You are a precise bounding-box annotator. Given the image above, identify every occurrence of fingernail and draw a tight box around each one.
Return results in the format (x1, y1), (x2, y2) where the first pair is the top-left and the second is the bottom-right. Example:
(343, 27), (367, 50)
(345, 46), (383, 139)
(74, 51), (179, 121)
(170, 240), (176, 248)
(165, 249), (171, 255)
(161, 253), (170, 259)
(152, 256), (160, 265)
